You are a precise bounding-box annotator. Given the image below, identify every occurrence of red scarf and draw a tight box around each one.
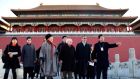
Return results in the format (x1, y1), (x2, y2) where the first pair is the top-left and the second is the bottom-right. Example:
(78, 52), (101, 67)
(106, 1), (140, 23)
(47, 40), (56, 59)
(12, 43), (16, 46)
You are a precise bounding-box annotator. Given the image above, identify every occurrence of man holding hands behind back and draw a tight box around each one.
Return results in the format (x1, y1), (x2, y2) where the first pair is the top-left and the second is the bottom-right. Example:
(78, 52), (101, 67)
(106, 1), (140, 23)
(91, 34), (121, 79)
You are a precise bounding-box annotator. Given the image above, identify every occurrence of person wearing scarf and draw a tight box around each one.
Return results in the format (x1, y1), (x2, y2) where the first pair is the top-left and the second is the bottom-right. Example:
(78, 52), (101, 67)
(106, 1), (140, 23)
(39, 34), (58, 79)
(3, 37), (21, 79)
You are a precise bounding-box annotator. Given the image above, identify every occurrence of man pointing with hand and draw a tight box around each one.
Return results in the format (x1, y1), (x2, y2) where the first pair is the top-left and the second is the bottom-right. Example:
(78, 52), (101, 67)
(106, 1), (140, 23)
(92, 34), (121, 79)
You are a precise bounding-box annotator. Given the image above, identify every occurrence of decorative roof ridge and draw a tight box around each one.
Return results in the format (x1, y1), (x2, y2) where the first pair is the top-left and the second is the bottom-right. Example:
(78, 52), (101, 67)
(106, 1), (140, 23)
(0, 20), (10, 31)
(0, 20), (10, 26)
(130, 19), (140, 27)
(11, 4), (128, 11)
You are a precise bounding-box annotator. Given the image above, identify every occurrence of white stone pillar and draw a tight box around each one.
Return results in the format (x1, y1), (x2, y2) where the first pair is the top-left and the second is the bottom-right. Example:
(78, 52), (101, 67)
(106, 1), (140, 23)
(114, 54), (120, 77)
(129, 48), (136, 61)
(115, 54), (120, 62)
(128, 48), (136, 78)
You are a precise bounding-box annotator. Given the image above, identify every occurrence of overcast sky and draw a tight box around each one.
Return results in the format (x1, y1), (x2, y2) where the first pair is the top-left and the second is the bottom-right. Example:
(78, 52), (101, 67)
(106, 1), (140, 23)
(0, 0), (140, 22)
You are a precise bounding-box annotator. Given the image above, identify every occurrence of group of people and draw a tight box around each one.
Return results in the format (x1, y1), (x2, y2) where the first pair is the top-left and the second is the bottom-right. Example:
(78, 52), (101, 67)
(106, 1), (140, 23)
(2, 34), (121, 79)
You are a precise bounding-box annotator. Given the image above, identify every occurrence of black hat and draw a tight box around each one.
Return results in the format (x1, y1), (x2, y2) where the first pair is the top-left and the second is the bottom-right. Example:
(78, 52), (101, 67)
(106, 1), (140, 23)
(45, 34), (52, 40)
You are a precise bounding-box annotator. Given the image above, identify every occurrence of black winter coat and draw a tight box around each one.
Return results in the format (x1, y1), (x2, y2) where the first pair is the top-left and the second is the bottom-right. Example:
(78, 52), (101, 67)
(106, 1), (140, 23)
(92, 42), (118, 67)
(3, 44), (21, 69)
(57, 42), (66, 61)
(75, 42), (91, 75)
(59, 44), (75, 72)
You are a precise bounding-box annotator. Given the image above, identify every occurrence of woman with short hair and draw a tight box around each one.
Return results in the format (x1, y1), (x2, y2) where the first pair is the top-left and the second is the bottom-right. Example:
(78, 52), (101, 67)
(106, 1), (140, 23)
(59, 38), (76, 79)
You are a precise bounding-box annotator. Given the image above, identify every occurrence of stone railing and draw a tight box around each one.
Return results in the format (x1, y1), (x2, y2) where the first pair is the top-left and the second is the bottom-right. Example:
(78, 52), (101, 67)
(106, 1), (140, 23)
(108, 48), (140, 79)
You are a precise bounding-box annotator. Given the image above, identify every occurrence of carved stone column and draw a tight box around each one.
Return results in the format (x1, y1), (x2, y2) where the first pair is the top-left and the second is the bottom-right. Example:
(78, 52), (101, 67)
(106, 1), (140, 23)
(129, 48), (136, 61)
(128, 48), (136, 78)
(115, 54), (120, 62)
(114, 54), (120, 77)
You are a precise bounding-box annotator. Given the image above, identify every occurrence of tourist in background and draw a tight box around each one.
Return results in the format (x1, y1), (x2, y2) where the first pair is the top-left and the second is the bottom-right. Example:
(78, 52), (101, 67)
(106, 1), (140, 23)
(3, 37), (21, 79)
(76, 36), (91, 79)
(59, 38), (75, 79)
(39, 34), (58, 79)
(92, 34), (121, 79)
(21, 37), (36, 79)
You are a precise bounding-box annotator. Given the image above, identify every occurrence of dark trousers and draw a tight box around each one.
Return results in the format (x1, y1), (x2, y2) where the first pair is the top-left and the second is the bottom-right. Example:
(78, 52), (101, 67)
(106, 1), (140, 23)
(87, 65), (96, 79)
(4, 68), (17, 79)
(62, 71), (73, 79)
(34, 64), (40, 78)
(74, 72), (78, 79)
(87, 74), (95, 79)
(23, 67), (34, 79)
(40, 76), (53, 79)
(79, 75), (85, 79)
(96, 66), (108, 79)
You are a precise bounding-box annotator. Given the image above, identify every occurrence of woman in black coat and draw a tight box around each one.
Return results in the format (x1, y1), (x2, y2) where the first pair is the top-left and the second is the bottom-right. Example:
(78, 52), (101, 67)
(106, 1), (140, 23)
(3, 37), (21, 79)
(59, 38), (75, 79)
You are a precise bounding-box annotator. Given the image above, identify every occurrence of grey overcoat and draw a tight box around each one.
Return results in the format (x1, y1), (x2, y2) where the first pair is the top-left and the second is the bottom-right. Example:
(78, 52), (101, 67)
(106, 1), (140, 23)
(39, 42), (58, 77)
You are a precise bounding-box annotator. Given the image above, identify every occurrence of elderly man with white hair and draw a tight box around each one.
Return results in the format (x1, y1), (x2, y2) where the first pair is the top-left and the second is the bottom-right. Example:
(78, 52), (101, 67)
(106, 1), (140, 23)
(59, 38), (76, 79)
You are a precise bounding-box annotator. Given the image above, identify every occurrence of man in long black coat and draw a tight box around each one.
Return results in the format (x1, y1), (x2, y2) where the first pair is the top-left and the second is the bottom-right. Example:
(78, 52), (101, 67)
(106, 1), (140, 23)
(22, 37), (36, 79)
(76, 36), (91, 79)
(92, 34), (121, 79)
(57, 36), (67, 60)
(57, 36), (67, 77)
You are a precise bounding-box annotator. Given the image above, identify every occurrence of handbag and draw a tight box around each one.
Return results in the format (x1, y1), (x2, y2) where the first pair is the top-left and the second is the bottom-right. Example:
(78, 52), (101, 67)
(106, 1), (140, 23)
(1, 54), (7, 63)
(1, 45), (9, 63)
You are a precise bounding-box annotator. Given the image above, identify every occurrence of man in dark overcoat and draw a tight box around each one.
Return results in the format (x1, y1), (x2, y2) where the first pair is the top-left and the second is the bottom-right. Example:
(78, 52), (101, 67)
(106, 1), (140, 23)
(76, 36), (91, 79)
(92, 34), (121, 79)
(21, 37), (36, 79)
(57, 36), (67, 77)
